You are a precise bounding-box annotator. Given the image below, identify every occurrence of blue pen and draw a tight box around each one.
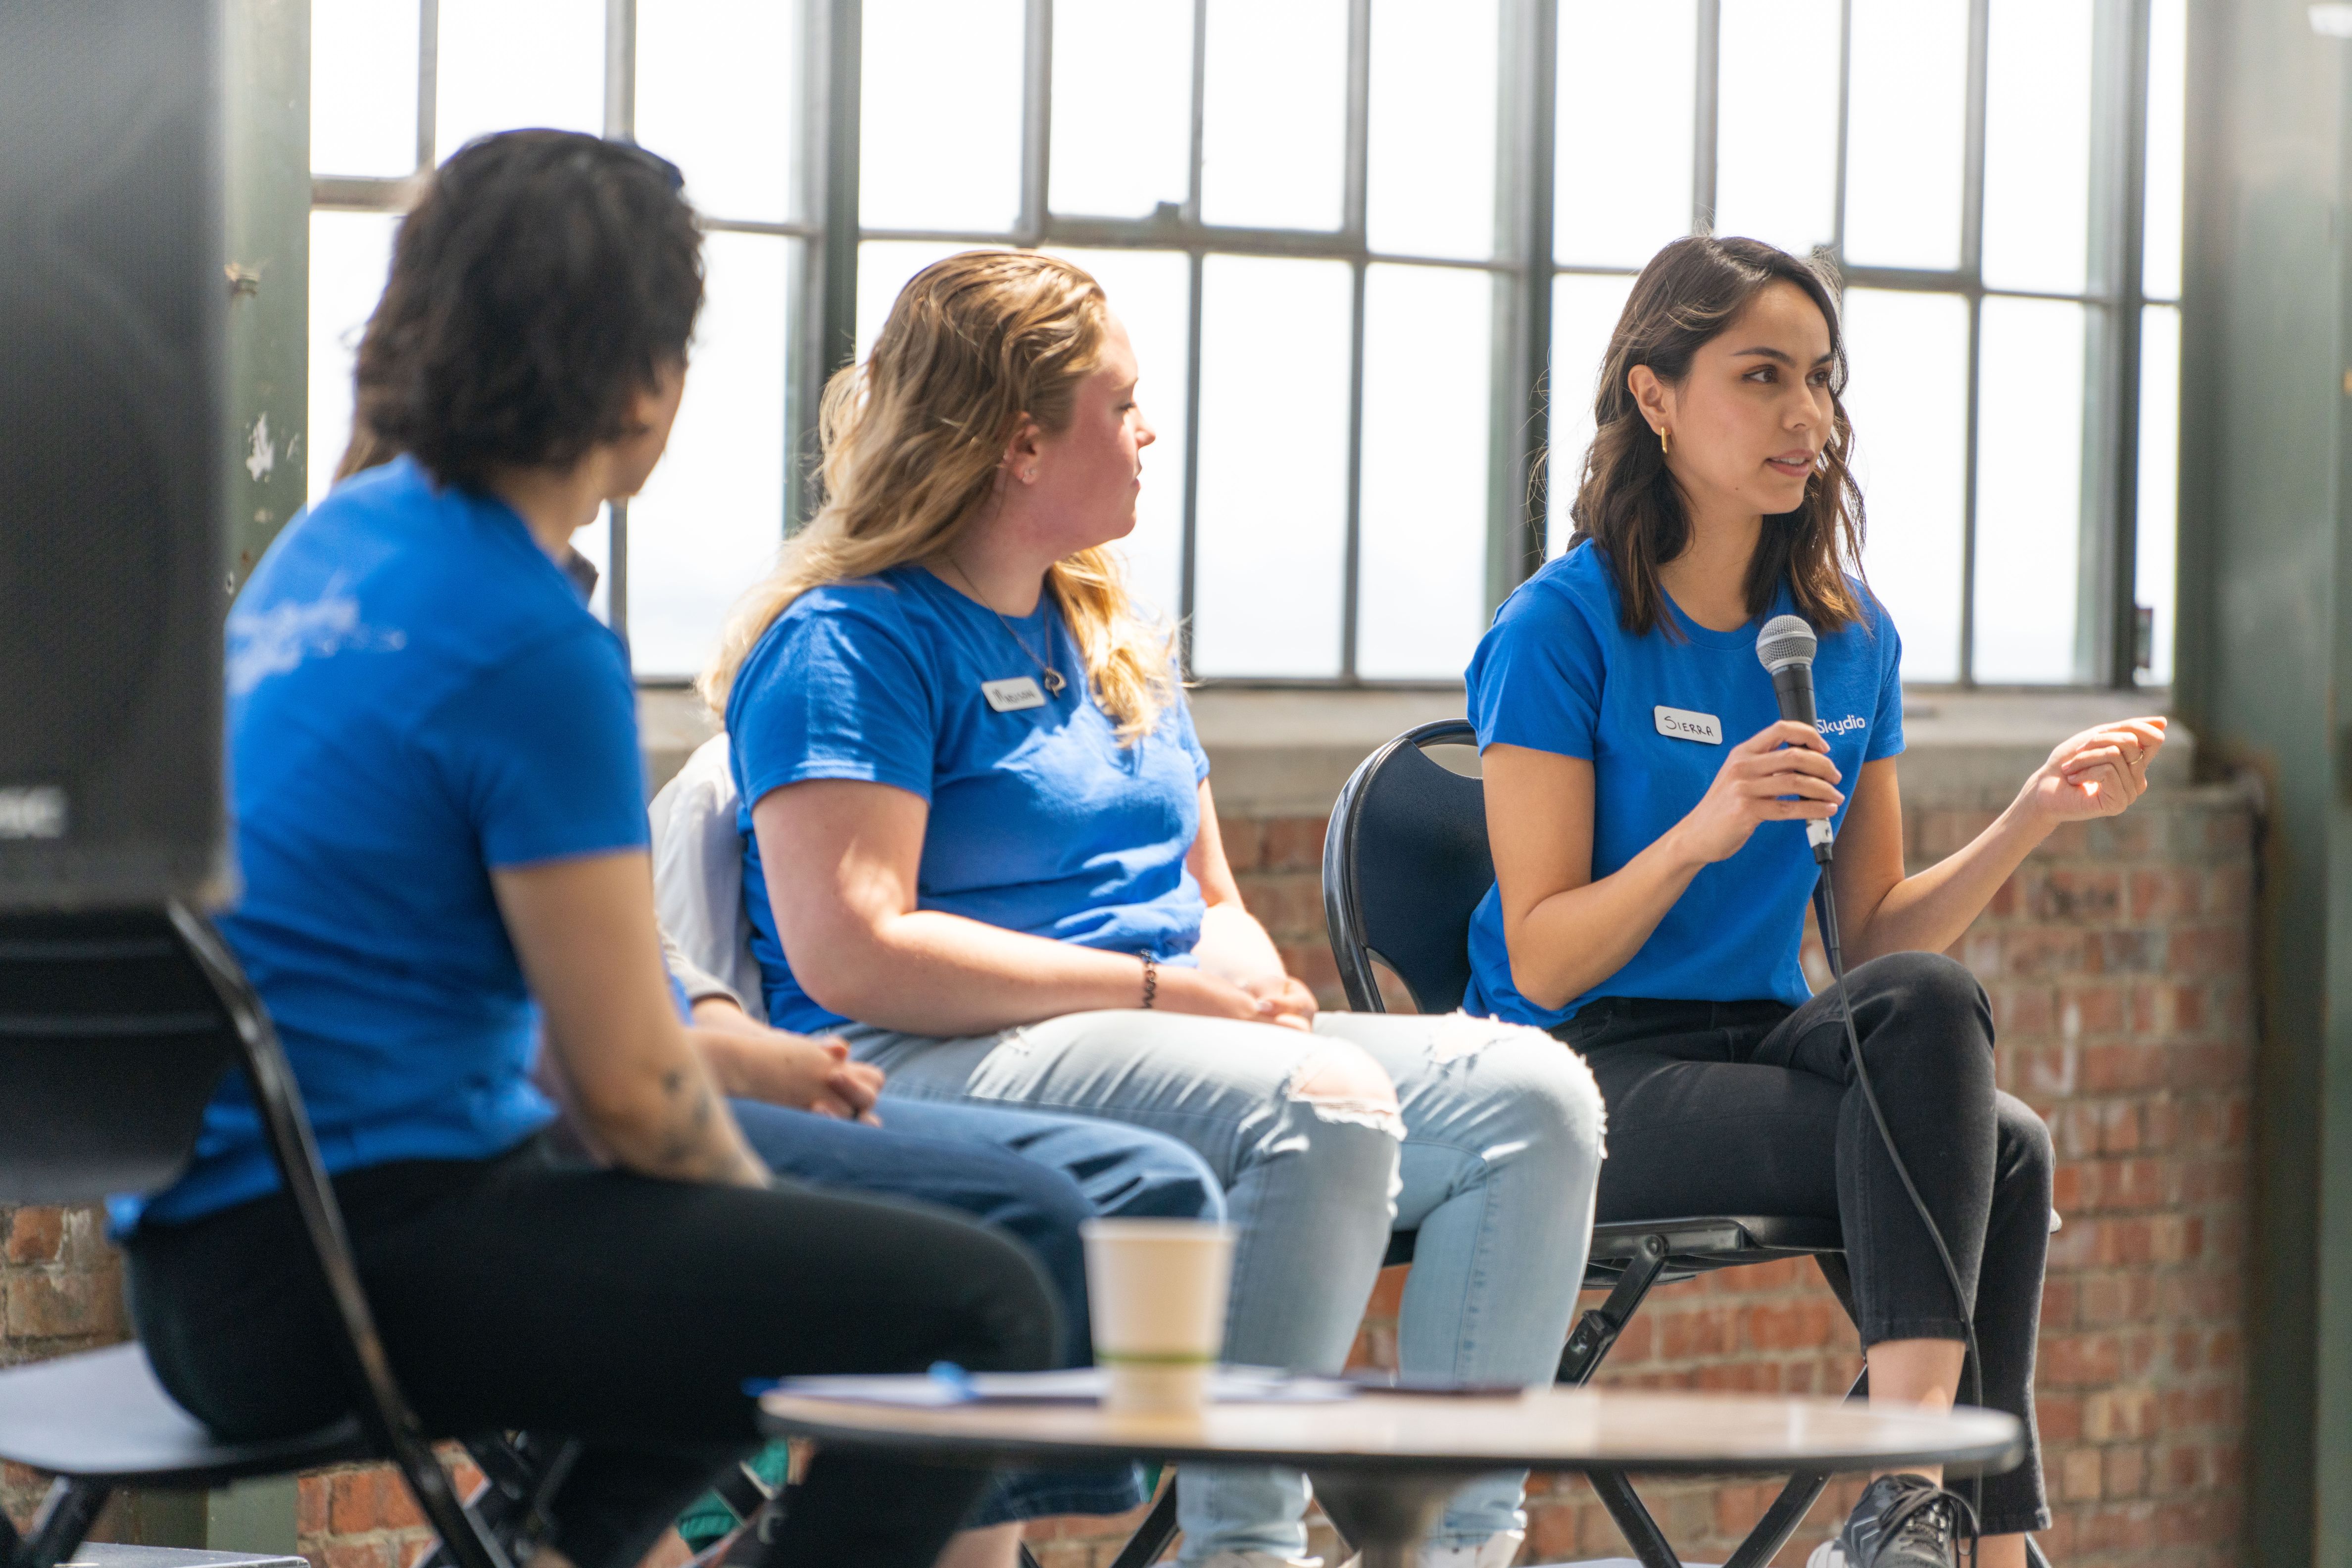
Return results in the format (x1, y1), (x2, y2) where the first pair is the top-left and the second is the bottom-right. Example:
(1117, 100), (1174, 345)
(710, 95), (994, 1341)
(928, 1361), (977, 1401)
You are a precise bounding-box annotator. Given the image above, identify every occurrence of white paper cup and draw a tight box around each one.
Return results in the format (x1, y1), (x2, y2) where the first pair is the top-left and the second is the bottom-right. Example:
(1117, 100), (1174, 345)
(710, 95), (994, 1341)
(1081, 1219), (1235, 1415)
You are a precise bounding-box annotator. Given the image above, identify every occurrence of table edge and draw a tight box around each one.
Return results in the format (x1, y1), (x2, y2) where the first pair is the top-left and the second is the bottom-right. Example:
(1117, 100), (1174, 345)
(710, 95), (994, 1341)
(754, 1409), (2029, 1481)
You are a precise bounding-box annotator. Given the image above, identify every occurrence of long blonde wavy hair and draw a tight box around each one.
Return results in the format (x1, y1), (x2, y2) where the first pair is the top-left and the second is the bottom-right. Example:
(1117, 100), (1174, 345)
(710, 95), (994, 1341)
(698, 250), (1176, 742)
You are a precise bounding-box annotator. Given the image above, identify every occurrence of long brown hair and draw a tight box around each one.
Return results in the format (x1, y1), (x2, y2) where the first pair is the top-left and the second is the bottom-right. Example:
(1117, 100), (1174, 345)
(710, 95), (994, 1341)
(1567, 236), (1867, 636)
(699, 251), (1174, 741)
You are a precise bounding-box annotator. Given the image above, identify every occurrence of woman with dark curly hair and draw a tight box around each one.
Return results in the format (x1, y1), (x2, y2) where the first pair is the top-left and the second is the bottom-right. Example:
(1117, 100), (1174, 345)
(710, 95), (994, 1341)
(110, 131), (1061, 1568)
(1469, 235), (2166, 1568)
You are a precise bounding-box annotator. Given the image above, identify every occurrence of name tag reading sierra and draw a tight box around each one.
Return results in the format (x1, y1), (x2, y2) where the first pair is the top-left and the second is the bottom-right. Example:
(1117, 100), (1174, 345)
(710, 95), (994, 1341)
(1654, 705), (1723, 744)
(982, 676), (1049, 713)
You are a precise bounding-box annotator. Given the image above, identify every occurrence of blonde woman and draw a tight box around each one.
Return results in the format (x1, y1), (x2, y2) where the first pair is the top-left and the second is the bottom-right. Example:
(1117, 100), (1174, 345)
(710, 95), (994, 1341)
(700, 251), (1605, 1568)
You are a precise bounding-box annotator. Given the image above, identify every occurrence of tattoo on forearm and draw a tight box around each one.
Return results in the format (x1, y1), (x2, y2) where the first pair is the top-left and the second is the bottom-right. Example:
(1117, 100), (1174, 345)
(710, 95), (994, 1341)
(646, 1065), (766, 1186)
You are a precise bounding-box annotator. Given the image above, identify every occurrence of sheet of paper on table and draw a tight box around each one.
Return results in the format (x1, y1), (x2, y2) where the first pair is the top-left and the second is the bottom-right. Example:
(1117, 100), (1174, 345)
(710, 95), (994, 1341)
(755, 1366), (1360, 1408)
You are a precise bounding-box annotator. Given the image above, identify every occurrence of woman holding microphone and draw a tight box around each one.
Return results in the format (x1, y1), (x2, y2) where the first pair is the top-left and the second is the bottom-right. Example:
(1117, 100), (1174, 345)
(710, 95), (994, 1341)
(1469, 236), (2163, 1568)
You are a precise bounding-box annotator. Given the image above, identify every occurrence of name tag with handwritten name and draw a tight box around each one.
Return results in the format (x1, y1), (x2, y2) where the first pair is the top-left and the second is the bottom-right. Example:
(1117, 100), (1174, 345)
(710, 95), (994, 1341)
(1653, 705), (1723, 744)
(982, 676), (1048, 713)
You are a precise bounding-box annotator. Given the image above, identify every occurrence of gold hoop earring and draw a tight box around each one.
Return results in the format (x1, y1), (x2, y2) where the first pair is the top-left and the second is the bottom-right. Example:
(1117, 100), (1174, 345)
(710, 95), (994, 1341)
(1658, 427), (1671, 457)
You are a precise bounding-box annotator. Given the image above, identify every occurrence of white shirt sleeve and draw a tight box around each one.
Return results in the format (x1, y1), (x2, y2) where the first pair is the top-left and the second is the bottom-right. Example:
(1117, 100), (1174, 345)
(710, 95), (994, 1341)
(649, 733), (769, 1023)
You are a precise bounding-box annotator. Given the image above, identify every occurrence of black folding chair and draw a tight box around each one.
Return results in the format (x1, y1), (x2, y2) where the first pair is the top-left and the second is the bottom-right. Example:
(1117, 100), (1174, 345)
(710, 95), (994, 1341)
(1316, 719), (1867, 1568)
(0, 904), (567, 1568)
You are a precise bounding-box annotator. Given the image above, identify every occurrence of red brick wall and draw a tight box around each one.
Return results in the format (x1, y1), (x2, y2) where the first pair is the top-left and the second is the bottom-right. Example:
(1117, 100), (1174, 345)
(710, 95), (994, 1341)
(3, 782), (2254, 1568)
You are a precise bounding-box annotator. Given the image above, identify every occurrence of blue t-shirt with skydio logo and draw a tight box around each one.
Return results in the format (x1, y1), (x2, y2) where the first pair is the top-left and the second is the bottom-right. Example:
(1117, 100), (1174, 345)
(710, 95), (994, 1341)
(1461, 542), (1905, 1028)
(727, 565), (1212, 1035)
(110, 455), (649, 1233)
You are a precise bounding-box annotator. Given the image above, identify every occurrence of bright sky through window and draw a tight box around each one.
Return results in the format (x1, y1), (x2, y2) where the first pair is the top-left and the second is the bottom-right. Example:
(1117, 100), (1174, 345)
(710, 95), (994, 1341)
(304, 0), (2185, 688)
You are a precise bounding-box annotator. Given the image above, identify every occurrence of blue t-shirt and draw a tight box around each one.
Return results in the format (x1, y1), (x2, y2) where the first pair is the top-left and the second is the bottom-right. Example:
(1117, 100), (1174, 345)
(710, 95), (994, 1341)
(113, 456), (650, 1231)
(726, 566), (1212, 1034)
(1461, 542), (1904, 1028)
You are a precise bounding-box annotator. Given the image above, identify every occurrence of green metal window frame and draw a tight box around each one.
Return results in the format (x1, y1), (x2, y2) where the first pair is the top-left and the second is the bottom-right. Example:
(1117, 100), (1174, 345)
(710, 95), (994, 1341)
(309, 0), (2175, 689)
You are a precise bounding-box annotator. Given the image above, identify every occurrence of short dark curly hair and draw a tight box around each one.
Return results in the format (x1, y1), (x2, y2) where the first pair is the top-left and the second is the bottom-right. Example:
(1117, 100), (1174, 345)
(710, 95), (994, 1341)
(347, 129), (704, 492)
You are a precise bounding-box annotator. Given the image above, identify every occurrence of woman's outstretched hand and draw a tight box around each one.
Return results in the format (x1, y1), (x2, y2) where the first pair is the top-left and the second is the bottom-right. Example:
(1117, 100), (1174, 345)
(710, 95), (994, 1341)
(1666, 719), (1846, 866)
(2020, 716), (2167, 823)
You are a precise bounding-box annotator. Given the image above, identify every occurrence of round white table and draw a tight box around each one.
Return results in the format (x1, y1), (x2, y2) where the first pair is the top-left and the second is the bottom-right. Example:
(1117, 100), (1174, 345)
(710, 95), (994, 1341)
(760, 1381), (2024, 1568)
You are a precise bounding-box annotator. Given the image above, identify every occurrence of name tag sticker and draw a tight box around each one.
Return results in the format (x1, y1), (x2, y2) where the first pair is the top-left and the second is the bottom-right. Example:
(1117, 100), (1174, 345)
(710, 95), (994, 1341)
(1654, 705), (1723, 745)
(982, 676), (1048, 713)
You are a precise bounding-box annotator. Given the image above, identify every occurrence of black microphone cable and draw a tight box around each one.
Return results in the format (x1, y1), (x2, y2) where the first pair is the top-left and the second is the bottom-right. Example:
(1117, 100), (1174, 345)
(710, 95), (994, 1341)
(1811, 844), (1984, 1562)
(1761, 614), (1985, 1558)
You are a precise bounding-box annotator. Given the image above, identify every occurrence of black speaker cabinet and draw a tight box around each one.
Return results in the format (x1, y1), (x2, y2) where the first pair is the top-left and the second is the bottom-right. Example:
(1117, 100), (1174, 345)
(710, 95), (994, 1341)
(0, 1), (230, 909)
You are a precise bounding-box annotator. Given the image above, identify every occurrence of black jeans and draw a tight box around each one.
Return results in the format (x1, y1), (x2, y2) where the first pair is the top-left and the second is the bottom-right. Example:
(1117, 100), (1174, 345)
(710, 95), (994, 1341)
(1558, 951), (2052, 1536)
(124, 1137), (1061, 1568)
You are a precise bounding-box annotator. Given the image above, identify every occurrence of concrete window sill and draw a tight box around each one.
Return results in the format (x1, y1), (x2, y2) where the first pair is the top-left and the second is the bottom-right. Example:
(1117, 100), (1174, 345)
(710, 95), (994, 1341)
(637, 684), (2192, 814)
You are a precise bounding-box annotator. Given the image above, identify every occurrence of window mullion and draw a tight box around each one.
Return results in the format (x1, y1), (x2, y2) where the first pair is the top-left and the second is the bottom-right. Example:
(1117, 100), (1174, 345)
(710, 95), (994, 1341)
(1179, 251), (1205, 680)
(1959, 0), (1990, 686)
(602, 0), (636, 647)
(819, 0), (861, 380)
(1341, 0), (1370, 676)
(1694, 0), (1719, 232)
(603, 0), (635, 140)
(1019, 0), (1051, 245)
(1177, 0), (1208, 679)
(1342, 262), (1368, 680)
(416, 0), (439, 174)
(1497, 0), (1557, 604)
(1343, 0), (1372, 244)
(2073, 0), (2148, 685)
(1831, 0), (1852, 260)
(2107, 0), (2154, 687)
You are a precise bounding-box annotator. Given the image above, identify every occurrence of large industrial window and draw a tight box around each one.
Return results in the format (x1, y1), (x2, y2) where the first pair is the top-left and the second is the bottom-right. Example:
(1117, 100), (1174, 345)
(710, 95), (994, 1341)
(308, 0), (2184, 689)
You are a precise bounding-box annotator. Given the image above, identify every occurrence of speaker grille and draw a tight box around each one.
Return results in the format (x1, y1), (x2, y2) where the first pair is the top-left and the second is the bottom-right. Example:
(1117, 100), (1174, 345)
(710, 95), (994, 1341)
(0, 1), (225, 907)
(0, 292), (175, 775)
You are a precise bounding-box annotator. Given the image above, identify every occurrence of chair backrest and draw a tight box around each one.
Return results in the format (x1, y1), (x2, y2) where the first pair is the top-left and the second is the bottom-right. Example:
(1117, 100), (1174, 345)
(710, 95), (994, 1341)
(1322, 720), (1491, 1014)
(0, 903), (514, 1568)
(0, 907), (240, 1204)
(648, 733), (766, 1023)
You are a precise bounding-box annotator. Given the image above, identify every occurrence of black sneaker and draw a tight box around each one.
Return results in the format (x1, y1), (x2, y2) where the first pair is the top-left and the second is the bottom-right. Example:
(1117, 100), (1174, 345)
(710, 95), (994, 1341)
(1805, 1473), (1978, 1568)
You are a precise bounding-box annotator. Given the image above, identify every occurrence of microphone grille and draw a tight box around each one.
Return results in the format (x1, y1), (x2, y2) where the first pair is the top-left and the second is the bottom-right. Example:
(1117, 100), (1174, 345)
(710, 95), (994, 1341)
(1757, 614), (1818, 672)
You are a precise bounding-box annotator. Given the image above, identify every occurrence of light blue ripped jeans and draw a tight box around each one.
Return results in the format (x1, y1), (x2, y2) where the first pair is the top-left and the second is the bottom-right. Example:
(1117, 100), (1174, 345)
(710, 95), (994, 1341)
(842, 1009), (1607, 1561)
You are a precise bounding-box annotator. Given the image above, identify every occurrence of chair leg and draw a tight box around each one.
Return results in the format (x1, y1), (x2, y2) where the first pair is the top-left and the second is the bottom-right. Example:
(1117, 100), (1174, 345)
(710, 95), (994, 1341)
(1559, 1240), (1678, 1566)
(1584, 1471), (1681, 1568)
(1559, 1234), (1670, 1385)
(1105, 1476), (1181, 1568)
(1719, 1366), (1869, 1568)
(1721, 1473), (1832, 1568)
(19, 1477), (110, 1568)
(1815, 1253), (1860, 1329)
(411, 1433), (584, 1568)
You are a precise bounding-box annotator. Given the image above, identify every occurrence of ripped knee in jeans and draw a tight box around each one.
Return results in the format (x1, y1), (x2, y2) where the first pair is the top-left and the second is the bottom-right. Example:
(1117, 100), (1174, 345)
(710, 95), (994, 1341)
(1283, 1043), (1404, 1137)
(1421, 1010), (1539, 1066)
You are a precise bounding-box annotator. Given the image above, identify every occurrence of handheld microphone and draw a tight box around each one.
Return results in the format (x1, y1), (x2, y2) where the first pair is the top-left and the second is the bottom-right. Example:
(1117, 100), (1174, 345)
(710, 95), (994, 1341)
(1756, 614), (1833, 863)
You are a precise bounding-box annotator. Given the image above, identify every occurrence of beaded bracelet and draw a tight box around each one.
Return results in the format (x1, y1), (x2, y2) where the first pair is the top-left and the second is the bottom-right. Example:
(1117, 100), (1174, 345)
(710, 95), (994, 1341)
(1139, 952), (1159, 1010)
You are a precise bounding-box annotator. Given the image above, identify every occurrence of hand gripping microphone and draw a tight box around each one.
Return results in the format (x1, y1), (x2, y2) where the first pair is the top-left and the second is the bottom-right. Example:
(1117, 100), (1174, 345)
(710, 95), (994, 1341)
(1756, 614), (1833, 864)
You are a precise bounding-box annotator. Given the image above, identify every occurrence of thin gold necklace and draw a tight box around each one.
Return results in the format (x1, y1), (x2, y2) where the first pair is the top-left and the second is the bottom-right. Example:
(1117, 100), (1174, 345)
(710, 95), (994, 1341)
(943, 557), (1067, 696)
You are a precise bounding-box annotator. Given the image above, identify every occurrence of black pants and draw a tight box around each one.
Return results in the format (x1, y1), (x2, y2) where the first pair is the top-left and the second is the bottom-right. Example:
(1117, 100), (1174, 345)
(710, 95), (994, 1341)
(1558, 951), (2052, 1536)
(124, 1137), (1061, 1568)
